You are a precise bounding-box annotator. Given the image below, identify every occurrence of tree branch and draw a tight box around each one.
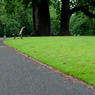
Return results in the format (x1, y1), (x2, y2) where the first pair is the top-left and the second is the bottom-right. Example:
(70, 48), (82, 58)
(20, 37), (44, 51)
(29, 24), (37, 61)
(70, 6), (95, 18)
(81, 8), (95, 18)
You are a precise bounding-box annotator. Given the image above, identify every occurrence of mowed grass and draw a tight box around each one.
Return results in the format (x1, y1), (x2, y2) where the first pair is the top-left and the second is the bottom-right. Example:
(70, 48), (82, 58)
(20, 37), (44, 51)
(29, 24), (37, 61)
(4, 36), (95, 86)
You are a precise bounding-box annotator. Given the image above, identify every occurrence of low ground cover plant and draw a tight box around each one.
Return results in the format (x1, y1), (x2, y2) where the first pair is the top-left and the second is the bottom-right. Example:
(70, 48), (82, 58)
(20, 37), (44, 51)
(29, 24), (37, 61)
(4, 36), (95, 86)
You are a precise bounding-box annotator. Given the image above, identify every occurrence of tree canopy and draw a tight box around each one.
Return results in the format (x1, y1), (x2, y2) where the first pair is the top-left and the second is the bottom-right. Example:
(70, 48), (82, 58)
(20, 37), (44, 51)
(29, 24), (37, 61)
(1, 0), (95, 36)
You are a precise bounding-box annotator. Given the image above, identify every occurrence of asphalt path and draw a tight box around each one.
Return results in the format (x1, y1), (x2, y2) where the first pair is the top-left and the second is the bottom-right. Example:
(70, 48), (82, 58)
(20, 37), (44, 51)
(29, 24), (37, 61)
(0, 38), (95, 95)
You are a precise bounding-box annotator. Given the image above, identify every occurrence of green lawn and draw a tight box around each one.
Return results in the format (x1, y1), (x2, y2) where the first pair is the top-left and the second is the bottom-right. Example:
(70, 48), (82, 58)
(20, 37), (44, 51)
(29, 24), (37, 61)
(4, 36), (95, 86)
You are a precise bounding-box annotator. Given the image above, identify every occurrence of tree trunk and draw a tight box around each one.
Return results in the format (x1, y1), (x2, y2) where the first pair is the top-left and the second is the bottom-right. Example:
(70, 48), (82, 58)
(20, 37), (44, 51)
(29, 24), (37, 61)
(31, 0), (51, 36)
(58, 0), (71, 36)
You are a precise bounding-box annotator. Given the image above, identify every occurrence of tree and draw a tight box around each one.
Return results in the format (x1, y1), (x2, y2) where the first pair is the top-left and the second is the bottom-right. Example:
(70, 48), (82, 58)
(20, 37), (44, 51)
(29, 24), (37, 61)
(4, 0), (51, 36)
(49, 6), (60, 35)
(53, 0), (95, 36)
(0, 0), (34, 37)
(69, 13), (95, 36)
(32, 0), (51, 36)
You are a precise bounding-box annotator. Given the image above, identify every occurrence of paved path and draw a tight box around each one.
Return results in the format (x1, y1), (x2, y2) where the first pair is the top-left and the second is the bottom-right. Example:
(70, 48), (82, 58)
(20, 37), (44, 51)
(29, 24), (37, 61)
(0, 38), (95, 95)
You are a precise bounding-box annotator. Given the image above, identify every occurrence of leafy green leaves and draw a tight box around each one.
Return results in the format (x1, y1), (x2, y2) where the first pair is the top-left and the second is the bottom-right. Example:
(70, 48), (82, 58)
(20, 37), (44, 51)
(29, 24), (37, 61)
(0, 0), (33, 37)
(70, 13), (95, 35)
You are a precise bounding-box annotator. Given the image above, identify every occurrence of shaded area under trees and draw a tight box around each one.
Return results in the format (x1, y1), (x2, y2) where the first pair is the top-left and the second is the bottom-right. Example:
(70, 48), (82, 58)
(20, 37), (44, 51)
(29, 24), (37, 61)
(0, 0), (95, 36)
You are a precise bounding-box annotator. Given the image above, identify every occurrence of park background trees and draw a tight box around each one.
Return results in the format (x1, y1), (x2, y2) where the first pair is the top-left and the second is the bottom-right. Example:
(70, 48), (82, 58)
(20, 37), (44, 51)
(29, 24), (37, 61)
(0, 0), (95, 37)
(52, 0), (95, 35)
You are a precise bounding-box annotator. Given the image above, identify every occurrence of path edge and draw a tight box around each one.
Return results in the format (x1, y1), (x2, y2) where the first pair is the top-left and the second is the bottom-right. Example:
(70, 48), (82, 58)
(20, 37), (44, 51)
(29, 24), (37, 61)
(3, 38), (95, 93)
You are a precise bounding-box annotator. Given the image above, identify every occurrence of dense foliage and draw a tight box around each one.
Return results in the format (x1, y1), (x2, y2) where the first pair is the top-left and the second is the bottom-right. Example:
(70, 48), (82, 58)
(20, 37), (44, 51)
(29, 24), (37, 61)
(0, 0), (58, 37)
(0, 0), (33, 37)
(70, 13), (95, 36)
(0, 0), (95, 36)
